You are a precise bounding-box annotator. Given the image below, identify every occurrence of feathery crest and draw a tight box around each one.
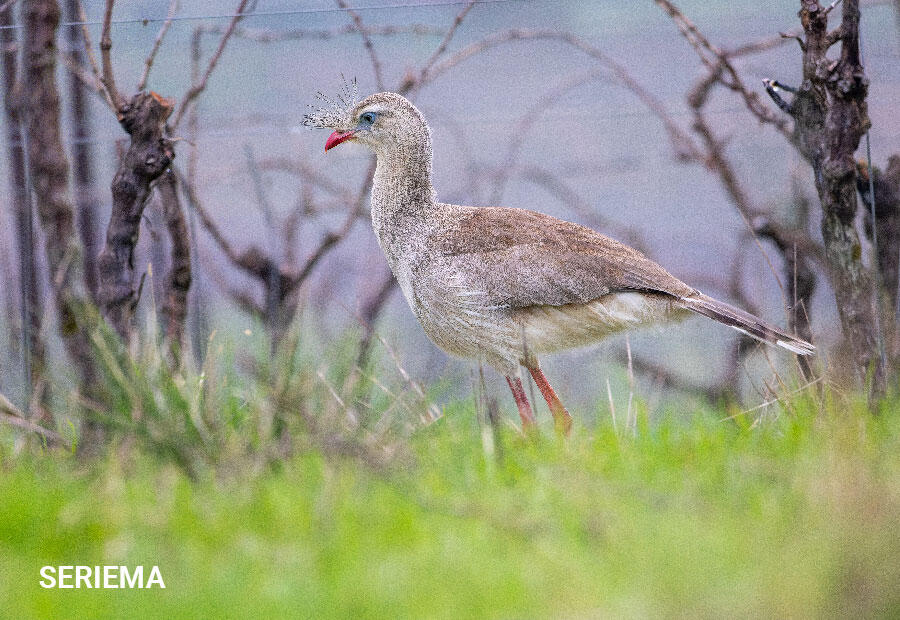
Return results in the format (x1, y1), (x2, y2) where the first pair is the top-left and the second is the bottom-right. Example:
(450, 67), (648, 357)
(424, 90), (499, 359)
(302, 75), (360, 128)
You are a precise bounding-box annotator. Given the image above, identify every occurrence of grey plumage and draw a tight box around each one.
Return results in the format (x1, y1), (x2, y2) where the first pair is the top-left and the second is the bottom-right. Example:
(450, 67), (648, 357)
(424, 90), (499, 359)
(306, 91), (814, 377)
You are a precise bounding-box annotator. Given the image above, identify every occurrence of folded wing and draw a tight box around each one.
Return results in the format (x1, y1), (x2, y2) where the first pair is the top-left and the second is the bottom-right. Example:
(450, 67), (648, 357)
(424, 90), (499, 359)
(433, 205), (697, 309)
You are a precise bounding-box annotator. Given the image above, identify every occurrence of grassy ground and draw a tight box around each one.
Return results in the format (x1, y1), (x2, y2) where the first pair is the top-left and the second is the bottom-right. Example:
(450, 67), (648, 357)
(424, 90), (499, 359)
(2, 378), (899, 618)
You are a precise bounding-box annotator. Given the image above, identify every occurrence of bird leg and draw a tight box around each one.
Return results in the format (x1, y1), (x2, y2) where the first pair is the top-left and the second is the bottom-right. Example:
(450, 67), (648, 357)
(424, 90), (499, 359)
(505, 375), (536, 430)
(527, 365), (573, 436)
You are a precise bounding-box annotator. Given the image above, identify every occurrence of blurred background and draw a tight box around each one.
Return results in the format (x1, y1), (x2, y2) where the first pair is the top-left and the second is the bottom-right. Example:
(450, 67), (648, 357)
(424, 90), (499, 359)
(2, 0), (899, 417)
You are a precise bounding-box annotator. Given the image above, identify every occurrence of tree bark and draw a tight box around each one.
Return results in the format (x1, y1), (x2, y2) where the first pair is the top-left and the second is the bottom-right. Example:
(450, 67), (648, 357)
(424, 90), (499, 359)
(64, 0), (100, 303)
(791, 1), (880, 387)
(97, 91), (175, 339)
(22, 0), (98, 423)
(1, 0), (46, 404)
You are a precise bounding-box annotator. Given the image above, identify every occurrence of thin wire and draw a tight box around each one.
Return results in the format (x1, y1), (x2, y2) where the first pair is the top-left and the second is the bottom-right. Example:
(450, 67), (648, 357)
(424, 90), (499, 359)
(0, 0), (528, 31)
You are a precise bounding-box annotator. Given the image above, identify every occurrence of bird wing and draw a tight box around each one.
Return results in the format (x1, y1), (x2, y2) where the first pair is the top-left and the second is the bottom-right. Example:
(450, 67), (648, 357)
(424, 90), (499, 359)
(430, 205), (696, 309)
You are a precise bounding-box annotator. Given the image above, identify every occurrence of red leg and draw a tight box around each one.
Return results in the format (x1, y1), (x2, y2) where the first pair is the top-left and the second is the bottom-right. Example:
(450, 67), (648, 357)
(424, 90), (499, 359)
(505, 375), (536, 430)
(527, 365), (573, 436)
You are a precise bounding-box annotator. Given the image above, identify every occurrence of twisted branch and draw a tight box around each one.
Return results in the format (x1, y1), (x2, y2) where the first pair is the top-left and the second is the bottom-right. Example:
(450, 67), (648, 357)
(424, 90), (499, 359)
(172, 0), (252, 129)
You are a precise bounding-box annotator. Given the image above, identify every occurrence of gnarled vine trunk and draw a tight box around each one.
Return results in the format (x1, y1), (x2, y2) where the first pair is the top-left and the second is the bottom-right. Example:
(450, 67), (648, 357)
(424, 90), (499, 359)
(792, 1), (880, 388)
(96, 91), (175, 340)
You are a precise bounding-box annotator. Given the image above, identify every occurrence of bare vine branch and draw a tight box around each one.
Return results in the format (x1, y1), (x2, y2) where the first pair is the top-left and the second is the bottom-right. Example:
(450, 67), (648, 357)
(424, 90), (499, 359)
(335, 0), (385, 91)
(68, 0), (114, 109)
(416, 0), (476, 83)
(654, 0), (791, 137)
(99, 0), (125, 112)
(0, 391), (63, 443)
(193, 23), (441, 43)
(137, 0), (178, 92)
(172, 0), (252, 129)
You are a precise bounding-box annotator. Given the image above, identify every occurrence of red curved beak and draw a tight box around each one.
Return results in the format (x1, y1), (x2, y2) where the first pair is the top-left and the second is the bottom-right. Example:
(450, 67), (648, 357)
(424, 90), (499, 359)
(325, 130), (356, 152)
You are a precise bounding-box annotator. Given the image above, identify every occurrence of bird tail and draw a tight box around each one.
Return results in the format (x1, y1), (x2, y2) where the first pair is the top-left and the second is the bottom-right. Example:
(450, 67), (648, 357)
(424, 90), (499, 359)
(680, 293), (815, 356)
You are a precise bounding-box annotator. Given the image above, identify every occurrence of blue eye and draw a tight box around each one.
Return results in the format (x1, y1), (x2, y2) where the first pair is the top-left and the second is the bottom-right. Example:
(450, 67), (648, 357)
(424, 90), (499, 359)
(360, 112), (376, 124)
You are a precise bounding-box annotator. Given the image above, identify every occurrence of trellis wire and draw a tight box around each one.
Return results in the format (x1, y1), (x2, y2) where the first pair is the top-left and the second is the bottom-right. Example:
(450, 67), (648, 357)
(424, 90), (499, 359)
(2, 0), (895, 31)
(0, 0), (528, 30)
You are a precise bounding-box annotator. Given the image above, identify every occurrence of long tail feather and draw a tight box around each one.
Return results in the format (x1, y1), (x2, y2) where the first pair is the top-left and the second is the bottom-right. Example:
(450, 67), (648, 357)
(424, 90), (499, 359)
(680, 294), (815, 355)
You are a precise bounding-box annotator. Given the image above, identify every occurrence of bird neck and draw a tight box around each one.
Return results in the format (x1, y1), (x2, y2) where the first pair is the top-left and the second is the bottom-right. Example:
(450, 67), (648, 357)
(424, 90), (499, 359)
(370, 140), (437, 232)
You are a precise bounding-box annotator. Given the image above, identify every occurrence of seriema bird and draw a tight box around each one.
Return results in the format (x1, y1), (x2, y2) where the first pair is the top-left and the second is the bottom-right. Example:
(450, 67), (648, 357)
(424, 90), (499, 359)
(304, 86), (814, 433)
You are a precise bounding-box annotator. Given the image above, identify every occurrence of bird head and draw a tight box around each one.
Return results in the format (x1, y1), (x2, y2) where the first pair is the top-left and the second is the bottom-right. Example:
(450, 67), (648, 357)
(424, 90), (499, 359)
(304, 82), (430, 157)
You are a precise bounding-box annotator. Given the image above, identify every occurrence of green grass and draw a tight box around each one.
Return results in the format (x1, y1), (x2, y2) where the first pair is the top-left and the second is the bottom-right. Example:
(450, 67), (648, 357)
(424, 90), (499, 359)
(2, 384), (899, 618)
